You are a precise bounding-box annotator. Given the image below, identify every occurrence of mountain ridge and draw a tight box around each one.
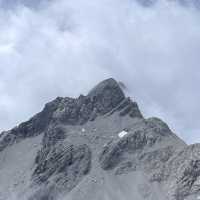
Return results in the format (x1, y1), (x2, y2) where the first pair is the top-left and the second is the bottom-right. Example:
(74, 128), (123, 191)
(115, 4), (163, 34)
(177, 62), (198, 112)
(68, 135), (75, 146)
(0, 78), (199, 200)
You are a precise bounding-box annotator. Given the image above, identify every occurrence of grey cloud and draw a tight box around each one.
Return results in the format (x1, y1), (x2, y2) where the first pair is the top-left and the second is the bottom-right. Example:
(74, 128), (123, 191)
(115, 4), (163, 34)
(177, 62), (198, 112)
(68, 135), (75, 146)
(0, 0), (200, 144)
(0, 0), (49, 9)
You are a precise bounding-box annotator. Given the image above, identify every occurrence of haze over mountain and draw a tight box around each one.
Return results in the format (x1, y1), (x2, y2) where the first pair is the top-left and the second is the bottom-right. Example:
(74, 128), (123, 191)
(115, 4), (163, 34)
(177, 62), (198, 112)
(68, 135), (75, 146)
(0, 78), (200, 200)
(0, 0), (200, 144)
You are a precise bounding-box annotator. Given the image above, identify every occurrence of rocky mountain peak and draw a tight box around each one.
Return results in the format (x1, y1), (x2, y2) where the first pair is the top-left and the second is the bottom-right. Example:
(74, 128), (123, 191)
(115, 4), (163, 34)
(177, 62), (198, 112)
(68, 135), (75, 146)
(86, 78), (127, 115)
(0, 79), (199, 200)
(87, 78), (125, 102)
(0, 78), (142, 151)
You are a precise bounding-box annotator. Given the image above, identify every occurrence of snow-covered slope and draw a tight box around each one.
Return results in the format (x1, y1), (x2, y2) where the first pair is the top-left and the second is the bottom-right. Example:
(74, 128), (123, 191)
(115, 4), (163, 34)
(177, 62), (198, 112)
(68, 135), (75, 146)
(0, 78), (199, 200)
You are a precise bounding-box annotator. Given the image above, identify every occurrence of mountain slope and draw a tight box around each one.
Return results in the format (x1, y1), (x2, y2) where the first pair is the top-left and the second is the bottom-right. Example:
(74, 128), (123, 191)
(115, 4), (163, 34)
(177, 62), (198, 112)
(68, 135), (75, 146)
(0, 78), (199, 200)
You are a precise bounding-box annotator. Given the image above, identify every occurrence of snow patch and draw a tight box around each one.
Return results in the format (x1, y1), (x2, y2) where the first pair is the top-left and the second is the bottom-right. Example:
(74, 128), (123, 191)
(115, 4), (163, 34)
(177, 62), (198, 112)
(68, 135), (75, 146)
(118, 131), (128, 138)
(197, 196), (200, 200)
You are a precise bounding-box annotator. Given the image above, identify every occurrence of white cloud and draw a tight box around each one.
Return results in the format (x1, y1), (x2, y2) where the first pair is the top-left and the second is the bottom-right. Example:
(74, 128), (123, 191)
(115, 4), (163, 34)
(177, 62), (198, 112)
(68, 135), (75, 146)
(0, 0), (200, 144)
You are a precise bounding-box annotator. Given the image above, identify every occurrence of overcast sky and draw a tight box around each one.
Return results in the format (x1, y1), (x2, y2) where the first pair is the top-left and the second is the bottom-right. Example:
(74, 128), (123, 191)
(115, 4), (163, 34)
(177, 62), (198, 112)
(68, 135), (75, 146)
(0, 0), (200, 144)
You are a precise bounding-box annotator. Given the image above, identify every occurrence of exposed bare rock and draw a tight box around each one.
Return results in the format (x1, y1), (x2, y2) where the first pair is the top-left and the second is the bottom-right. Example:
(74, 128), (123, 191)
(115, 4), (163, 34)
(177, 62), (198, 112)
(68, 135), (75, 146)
(0, 78), (199, 200)
(31, 141), (91, 200)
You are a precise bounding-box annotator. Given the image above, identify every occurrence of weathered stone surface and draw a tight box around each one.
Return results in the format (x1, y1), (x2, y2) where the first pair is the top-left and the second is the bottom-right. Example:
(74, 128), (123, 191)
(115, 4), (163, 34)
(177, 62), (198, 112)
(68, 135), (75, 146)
(99, 117), (177, 171)
(42, 126), (66, 147)
(0, 78), (143, 152)
(0, 97), (62, 151)
(87, 78), (125, 114)
(0, 78), (200, 200)
(164, 144), (200, 200)
(99, 131), (147, 170)
(107, 97), (143, 118)
(32, 140), (91, 199)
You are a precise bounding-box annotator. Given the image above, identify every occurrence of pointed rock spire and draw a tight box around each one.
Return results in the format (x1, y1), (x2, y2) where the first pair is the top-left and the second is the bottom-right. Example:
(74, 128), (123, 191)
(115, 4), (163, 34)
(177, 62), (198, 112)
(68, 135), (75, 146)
(87, 78), (125, 114)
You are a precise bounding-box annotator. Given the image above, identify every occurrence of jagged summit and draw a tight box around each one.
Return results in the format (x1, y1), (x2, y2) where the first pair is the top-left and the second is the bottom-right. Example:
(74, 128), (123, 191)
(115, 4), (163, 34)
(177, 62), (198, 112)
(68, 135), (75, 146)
(0, 78), (142, 150)
(88, 78), (125, 101)
(87, 78), (141, 117)
(87, 78), (125, 112)
(0, 79), (199, 200)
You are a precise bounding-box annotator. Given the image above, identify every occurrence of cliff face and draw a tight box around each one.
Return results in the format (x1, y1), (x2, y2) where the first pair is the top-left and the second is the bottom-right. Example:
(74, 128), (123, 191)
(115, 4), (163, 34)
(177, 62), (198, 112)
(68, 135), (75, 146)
(0, 78), (199, 200)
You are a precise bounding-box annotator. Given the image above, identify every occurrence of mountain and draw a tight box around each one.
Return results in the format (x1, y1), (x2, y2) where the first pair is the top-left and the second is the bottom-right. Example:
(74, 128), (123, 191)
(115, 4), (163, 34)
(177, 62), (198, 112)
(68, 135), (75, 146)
(0, 78), (200, 200)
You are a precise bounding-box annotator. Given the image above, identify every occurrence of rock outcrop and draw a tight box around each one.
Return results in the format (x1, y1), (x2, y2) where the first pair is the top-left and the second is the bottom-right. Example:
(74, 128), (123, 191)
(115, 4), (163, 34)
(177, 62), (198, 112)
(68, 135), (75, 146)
(0, 78), (199, 200)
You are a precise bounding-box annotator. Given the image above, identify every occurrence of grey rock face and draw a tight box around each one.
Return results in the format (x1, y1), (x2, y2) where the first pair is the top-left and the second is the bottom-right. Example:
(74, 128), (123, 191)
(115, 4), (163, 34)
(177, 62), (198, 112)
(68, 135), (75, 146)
(108, 97), (143, 118)
(0, 78), (199, 200)
(0, 78), (142, 152)
(42, 126), (66, 147)
(32, 140), (91, 199)
(0, 97), (61, 151)
(164, 144), (200, 200)
(99, 130), (147, 170)
(87, 78), (125, 114)
(99, 117), (178, 171)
